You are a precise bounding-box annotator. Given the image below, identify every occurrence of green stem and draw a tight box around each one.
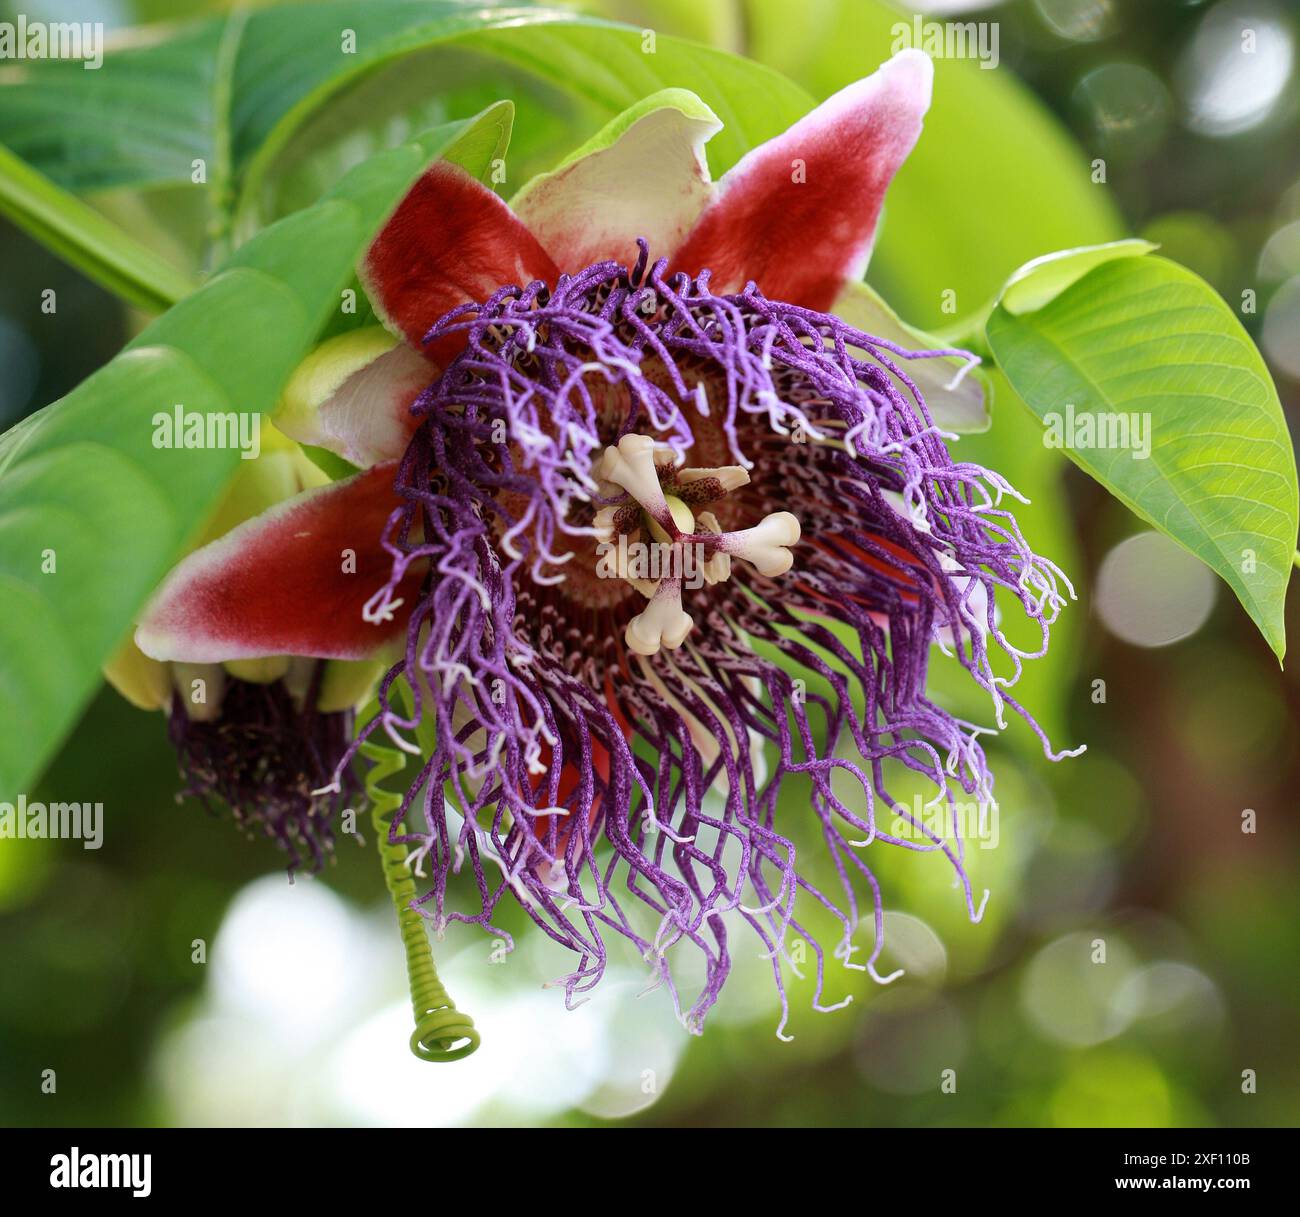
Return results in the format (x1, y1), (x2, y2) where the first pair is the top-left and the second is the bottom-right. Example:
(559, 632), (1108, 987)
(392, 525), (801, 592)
(204, 7), (250, 267)
(0, 143), (196, 312)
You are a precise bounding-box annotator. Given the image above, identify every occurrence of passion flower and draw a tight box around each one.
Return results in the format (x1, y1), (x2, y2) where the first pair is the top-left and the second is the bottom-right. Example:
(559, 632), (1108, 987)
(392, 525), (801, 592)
(135, 51), (1081, 1033)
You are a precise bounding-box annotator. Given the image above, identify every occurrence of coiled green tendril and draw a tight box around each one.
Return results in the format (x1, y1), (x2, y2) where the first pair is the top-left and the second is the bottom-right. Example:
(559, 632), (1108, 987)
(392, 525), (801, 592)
(361, 726), (480, 1062)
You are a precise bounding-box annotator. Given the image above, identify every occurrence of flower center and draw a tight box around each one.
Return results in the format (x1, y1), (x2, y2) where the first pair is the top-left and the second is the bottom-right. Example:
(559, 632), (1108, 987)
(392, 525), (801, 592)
(592, 433), (800, 656)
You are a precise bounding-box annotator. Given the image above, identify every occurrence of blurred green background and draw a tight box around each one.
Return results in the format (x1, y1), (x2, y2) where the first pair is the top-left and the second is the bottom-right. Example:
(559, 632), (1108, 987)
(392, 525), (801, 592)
(1, 0), (1297, 1127)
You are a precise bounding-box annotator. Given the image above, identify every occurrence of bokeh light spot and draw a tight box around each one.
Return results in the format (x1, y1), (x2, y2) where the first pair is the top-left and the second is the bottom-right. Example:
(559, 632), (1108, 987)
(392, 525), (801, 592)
(1073, 61), (1171, 160)
(1258, 219), (1300, 282)
(211, 874), (368, 1043)
(1095, 531), (1216, 648)
(1262, 275), (1300, 380)
(1112, 961), (1226, 1036)
(1177, 0), (1294, 137)
(1021, 931), (1138, 1047)
(1034, 0), (1117, 44)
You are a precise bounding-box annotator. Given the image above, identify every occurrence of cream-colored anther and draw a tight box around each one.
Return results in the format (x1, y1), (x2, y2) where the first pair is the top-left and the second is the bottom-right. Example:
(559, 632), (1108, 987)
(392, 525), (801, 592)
(696, 511), (731, 585)
(594, 435), (800, 646)
(727, 511), (801, 577)
(592, 503), (620, 544)
(606, 540), (658, 599)
(625, 581), (693, 656)
(677, 465), (750, 493)
(597, 434), (670, 519)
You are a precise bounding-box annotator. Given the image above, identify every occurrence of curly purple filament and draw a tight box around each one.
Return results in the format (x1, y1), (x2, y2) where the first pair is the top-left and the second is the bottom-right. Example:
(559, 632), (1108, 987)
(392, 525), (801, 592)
(169, 663), (358, 873)
(344, 241), (1079, 1035)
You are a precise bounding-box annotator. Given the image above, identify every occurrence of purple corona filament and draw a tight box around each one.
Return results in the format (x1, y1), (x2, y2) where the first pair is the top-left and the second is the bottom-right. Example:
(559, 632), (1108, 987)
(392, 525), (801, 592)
(170, 664), (358, 873)
(340, 241), (1079, 1036)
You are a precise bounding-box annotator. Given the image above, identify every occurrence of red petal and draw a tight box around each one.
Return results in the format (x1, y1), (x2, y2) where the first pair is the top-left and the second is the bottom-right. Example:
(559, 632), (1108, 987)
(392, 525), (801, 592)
(136, 462), (420, 663)
(798, 532), (941, 631)
(670, 50), (932, 310)
(361, 163), (557, 364)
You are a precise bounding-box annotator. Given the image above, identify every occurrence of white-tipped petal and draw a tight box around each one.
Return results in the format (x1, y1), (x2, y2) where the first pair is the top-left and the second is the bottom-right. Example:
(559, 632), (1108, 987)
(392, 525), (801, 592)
(510, 90), (722, 272)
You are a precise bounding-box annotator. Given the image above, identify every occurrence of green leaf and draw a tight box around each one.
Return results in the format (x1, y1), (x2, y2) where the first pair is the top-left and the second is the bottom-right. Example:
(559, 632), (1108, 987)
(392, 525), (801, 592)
(595, 0), (745, 54)
(987, 255), (1297, 661)
(0, 143), (197, 312)
(998, 239), (1157, 315)
(0, 19), (222, 192)
(0, 4), (813, 246)
(234, 11), (814, 235)
(0, 104), (513, 797)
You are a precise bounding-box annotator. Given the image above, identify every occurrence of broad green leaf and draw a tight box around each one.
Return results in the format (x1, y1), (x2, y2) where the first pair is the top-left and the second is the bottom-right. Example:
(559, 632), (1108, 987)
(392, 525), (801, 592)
(987, 256), (1297, 661)
(235, 12), (814, 234)
(998, 239), (1156, 315)
(0, 19), (221, 192)
(0, 104), (512, 797)
(938, 240), (1158, 361)
(0, 143), (196, 312)
(231, 40), (581, 240)
(442, 21), (807, 173)
(593, 0), (745, 54)
(0, 4), (813, 246)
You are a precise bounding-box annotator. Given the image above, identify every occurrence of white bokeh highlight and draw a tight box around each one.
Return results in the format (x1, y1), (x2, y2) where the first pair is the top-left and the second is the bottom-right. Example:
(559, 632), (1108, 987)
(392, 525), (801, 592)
(154, 874), (689, 1126)
(1095, 531), (1216, 649)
